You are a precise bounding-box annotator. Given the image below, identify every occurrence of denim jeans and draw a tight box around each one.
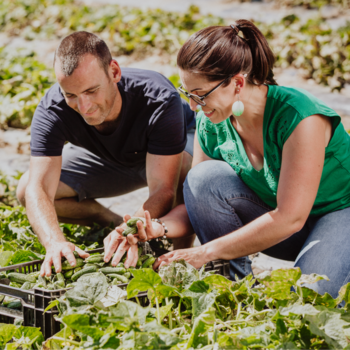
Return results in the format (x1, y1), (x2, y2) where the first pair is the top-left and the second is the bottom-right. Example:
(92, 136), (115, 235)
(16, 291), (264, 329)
(184, 160), (350, 299)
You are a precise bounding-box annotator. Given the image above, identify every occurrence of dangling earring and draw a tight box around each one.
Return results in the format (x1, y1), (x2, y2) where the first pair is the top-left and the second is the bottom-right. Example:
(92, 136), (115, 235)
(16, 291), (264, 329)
(232, 89), (244, 117)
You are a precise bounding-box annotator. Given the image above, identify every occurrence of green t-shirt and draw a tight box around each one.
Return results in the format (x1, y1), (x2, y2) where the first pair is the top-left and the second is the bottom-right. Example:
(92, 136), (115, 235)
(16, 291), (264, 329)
(196, 84), (350, 216)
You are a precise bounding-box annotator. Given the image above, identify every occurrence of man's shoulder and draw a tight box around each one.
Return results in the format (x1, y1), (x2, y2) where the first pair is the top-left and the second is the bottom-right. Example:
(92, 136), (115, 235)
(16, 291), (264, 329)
(120, 67), (177, 101)
(39, 82), (66, 110)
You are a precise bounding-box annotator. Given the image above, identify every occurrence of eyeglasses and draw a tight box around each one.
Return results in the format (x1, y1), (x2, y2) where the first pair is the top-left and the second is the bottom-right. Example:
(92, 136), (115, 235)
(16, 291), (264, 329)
(177, 75), (233, 107)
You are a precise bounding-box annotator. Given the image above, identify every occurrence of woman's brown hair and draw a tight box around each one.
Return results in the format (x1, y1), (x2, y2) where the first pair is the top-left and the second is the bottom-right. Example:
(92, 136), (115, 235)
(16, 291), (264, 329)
(177, 20), (277, 86)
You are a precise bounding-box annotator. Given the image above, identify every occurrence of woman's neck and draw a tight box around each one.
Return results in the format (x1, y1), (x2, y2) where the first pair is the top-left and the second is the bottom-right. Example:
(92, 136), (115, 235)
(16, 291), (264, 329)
(233, 84), (268, 129)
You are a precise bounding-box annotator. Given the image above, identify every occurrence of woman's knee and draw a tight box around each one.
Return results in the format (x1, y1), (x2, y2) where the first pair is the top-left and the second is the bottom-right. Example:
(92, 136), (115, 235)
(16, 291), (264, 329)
(184, 160), (236, 201)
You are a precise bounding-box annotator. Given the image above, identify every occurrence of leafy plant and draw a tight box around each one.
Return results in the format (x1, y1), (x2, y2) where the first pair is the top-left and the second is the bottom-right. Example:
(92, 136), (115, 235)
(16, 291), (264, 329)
(41, 264), (350, 349)
(0, 173), (109, 267)
(0, 46), (55, 128)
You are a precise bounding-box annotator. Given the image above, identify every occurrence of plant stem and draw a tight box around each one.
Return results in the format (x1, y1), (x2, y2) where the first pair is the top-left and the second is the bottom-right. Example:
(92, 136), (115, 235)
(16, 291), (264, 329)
(166, 297), (173, 330)
(135, 296), (141, 306)
(52, 337), (80, 346)
(214, 301), (223, 319)
(245, 309), (272, 321)
(232, 293), (241, 319)
(155, 296), (161, 324)
(178, 299), (182, 320)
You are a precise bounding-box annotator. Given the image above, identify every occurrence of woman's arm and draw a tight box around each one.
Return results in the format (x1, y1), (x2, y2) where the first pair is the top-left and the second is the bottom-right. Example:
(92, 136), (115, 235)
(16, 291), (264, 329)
(125, 132), (213, 246)
(154, 114), (330, 269)
(192, 131), (214, 167)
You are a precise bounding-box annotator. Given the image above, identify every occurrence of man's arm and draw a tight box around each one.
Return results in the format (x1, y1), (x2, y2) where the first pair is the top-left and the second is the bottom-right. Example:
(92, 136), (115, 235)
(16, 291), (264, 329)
(134, 152), (182, 217)
(104, 152), (182, 265)
(25, 156), (89, 276)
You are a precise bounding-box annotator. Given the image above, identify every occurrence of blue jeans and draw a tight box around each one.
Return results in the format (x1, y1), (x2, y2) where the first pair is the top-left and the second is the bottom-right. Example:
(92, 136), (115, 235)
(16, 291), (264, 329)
(184, 160), (350, 299)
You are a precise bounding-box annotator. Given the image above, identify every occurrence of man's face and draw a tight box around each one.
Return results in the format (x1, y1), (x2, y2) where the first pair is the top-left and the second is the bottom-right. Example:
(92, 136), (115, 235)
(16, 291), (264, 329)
(55, 54), (120, 126)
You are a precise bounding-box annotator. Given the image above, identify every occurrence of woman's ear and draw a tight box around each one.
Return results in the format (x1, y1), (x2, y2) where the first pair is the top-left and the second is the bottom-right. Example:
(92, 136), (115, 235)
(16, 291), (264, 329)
(232, 74), (246, 91)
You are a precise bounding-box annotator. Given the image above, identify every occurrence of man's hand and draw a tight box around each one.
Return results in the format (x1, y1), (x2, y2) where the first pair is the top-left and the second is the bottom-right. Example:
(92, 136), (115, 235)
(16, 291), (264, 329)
(103, 215), (140, 268)
(153, 246), (208, 270)
(125, 210), (164, 246)
(103, 211), (163, 267)
(40, 241), (89, 277)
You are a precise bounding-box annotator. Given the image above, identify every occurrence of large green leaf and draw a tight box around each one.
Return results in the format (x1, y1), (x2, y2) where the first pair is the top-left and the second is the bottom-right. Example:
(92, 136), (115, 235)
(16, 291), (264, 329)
(0, 324), (17, 346)
(62, 314), (105, 340)
(305, 307), (350, 349)
(127, 268), (162, 298)
(186, 307), (216, 349)
(183, 281), (217, 319)
(65, 272), (108, 307)
(0, 252), (14, 267)
(257, 268), (302, 300)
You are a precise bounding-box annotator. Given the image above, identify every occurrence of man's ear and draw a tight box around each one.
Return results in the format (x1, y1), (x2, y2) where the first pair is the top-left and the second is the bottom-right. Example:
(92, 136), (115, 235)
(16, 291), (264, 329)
(109, 59), (122, 83)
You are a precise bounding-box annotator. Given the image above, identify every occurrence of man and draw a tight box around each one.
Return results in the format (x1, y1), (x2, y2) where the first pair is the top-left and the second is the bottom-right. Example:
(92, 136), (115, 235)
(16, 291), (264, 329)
(16, 32), (196, 276)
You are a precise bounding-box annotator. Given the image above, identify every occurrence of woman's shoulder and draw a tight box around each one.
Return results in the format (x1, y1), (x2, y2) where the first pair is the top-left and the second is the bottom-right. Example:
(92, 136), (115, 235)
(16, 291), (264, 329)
(266, 85), (338, 118)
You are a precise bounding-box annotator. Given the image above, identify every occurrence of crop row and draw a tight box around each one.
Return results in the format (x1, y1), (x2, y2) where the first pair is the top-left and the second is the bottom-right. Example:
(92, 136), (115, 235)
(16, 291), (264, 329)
(274, 0), (350, 9)
(1, 2), (349, 128)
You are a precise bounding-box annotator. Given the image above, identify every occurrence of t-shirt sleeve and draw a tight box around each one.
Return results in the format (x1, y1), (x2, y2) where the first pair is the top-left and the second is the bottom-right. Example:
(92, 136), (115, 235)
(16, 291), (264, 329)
(147, 93), (188, 155)
(30, 104), (66, 157)
(276, 111), (303, 148)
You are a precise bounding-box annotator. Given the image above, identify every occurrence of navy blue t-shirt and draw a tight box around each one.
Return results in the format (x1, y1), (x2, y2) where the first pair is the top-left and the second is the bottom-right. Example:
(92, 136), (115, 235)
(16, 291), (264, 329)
(30, 68), (196, 166)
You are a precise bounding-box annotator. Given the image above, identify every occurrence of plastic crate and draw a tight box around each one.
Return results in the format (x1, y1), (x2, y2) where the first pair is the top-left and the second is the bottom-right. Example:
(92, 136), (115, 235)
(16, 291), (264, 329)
(0, 243), (152, 339)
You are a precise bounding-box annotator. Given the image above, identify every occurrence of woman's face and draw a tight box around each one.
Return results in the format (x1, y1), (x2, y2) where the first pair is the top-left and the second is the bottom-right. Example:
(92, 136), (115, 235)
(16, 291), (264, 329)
(179, 69), (237, 124)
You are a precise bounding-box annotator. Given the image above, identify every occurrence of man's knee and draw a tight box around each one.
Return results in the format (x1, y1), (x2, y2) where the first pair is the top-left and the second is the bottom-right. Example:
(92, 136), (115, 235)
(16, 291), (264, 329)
(16, 171), (77, 207)
(16, 171), (29, 206)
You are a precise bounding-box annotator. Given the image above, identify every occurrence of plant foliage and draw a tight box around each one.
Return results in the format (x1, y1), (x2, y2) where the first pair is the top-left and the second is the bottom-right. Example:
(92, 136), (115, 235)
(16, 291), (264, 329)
(39, 263), (350, 349)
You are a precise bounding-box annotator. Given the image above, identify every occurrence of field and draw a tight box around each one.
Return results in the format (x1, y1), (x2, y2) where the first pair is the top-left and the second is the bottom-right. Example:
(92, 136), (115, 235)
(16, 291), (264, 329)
(0, 0), (350, 348)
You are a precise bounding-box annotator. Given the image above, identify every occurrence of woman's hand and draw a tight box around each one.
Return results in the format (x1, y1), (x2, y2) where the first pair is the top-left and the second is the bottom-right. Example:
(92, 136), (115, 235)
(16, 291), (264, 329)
(153, 246), (209, 270)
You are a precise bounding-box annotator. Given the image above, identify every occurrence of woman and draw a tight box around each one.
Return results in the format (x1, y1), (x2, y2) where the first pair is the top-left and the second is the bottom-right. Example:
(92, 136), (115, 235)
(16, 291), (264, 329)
(122, 20), (350, 299)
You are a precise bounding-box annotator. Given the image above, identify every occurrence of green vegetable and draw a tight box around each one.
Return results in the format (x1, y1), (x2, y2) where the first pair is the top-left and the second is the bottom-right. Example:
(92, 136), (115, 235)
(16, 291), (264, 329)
(7, 300), (22, 310)
(64, 270), (74, 279)
(85, 254), (104, 263)
(138, 245), (143, 257)
(54, 281), (65, 289)
(71, 265), (98, 281)
(126, 217), (143, 227)
(140, 254), (153, 262)
(37, 275), (47, 287)
(73, 267), (82, 274)
(111, 274), (129, 284)
(56, 273), (65, 283)
(83, 263), (98, 269)
(121, 226), (138, 237)
(20, 281), (32, 290)
(8, 272), (36, 284)
(142, 256), (156, 268)
(100, 267), (126, 275)
(61, 258), (84, 271)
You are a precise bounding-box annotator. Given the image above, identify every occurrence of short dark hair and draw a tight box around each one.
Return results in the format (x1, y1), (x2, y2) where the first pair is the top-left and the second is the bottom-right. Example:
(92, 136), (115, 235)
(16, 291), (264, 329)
(54, 31), (112, 77)
(177, 20), (277, 86)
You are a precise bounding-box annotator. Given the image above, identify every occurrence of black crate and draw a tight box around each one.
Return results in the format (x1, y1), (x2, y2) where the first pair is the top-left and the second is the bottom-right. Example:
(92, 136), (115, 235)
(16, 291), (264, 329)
(0, 244), (152, 339)
(0, 242), (229, 339)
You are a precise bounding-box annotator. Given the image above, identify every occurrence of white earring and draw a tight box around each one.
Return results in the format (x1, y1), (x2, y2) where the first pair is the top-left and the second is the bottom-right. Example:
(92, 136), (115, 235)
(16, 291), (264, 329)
(232, 90), (244, 117)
